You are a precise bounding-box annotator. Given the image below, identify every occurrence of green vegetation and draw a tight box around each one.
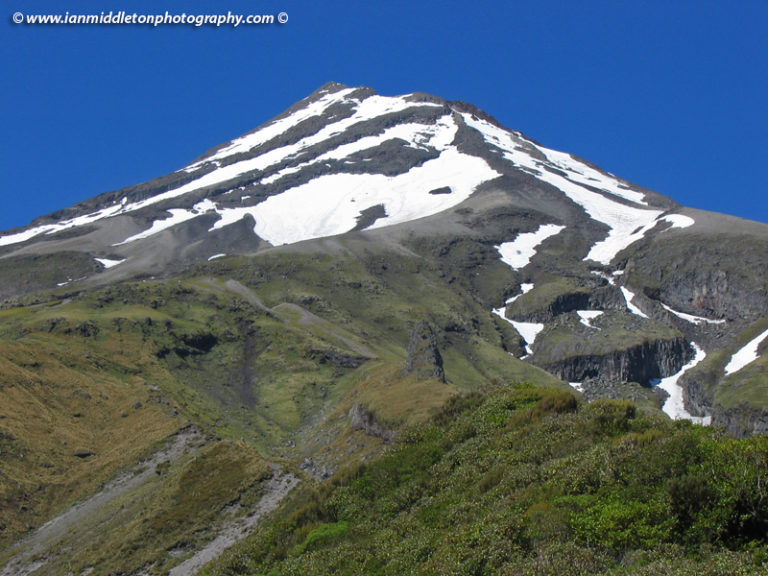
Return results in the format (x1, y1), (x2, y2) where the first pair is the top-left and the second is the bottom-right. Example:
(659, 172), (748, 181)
(206, 386), (768, 576)
(505, 276), (591, 321)
(533, 311), (683, 364)
(683, 316), (768, 415)
(1, 236), (766, 575)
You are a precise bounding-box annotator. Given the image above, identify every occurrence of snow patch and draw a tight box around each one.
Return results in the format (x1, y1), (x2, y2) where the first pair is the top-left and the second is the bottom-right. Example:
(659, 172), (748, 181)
(0, 202), (127, 247)
(539, 147), (648, 205)
(591, 270), (616, 285)
(661, 303), (725, 325)
(114, 199), (217, 246)
(568, 382), (585, 393)
(510, 320), (545, 356)
(492, 307), (543, 356)
(577, 310), (603, 329)
(503, 283), (536, 305)
(94, 258), (126, 269)
(660, 214), (695, 229)
(620, 287), (649, 319)
(0, 93), (445, 249)
(652, 343), (710, 424)
(495, 224), (565, 270)
(260, 116), (458, 187)
(208, 254), (226, 261)
(724, 328), (768, 375)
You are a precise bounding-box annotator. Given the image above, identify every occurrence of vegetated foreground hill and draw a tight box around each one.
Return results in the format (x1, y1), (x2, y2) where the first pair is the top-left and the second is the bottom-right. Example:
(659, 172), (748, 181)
(0, 82), (767, 574)
(206, 385), (768, 576)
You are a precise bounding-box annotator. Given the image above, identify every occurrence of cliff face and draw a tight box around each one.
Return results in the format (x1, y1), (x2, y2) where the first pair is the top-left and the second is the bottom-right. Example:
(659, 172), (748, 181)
(713, 408), (768, 438)
(536, 336), (693, 385)
(403, 320), (445, 382)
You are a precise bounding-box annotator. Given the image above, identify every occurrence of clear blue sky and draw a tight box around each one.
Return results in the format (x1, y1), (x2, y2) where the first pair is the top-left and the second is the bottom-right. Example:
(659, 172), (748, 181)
(2, 0), (766, 232)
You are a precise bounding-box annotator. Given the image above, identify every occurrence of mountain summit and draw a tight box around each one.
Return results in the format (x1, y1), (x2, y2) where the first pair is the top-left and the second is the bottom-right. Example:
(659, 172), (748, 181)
(0, 82), (691, 266)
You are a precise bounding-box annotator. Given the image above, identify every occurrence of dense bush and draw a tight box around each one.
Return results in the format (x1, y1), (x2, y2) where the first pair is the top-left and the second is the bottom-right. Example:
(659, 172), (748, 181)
(206, 386), (768, 576)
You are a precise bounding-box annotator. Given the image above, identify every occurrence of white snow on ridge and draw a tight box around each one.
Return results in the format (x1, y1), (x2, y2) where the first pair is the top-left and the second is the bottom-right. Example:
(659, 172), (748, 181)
(261, 116), (458, 187)
(495, 224), (565, 270)
(243, 147), (500, 245)
(94, 257), (125, 269)
(653, 343), (709, 424)
(114, 199), (218, 246)
(577, 310), (603, 328)
(183, 88), (358, 170)
(461, 113), (695, 265)
(540, 147), (648, 205)
(591, 269), (616, 286)
(0, 202), (128, 248)
(724, 328), (768, 375)
(510, 282), (535, 301)
(498, 283), (536, 307)
(620, 287), (649, 318)
(0, 92), (445, 249)
(660, 214), (695, 229)
(661, 303), (726, 326)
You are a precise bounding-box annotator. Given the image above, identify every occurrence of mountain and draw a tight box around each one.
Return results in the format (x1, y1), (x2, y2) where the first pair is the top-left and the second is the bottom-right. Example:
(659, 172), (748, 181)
(1, 82), (767, 575)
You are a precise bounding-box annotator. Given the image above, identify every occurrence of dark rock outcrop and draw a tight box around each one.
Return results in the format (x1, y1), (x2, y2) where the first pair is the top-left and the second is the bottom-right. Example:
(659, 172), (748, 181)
(536, 337), (693, 385)
(713, 407), (768, 438)
(403, 320), (445, 382)
(507, 285), (625, 323)
(348, 404), (395, 443)
(308, 349), (369, 369)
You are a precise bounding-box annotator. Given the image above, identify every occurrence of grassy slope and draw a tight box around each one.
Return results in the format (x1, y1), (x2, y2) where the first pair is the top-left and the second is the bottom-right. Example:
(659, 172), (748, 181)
(0, 311), (183, 547)
(206, 387), (768, 576)
(1, 245), (567, 573)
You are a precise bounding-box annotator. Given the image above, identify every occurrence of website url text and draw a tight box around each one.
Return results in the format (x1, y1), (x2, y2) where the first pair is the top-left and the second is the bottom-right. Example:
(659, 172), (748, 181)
(12, 10), (289, 27)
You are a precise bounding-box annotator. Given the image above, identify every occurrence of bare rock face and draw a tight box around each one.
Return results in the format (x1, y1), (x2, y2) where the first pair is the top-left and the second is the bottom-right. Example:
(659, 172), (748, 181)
(348, 404), (394, 443)
(403, 320), (445, 382)
(537, 336), (693, 385)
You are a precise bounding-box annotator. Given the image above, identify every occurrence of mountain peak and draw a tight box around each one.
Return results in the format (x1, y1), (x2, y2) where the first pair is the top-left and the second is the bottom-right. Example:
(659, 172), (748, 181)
(0, 85), (765, 359)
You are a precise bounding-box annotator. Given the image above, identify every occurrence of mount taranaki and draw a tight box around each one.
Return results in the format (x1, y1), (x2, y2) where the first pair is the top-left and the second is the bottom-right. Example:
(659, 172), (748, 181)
(1, 82), (767, 574)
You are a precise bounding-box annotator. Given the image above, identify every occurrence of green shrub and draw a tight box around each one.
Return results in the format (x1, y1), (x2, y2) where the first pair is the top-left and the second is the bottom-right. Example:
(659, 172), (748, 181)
(583, 398), (637, 436)
(293, 521), (350, 555)
(570, 493), (674, 550)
